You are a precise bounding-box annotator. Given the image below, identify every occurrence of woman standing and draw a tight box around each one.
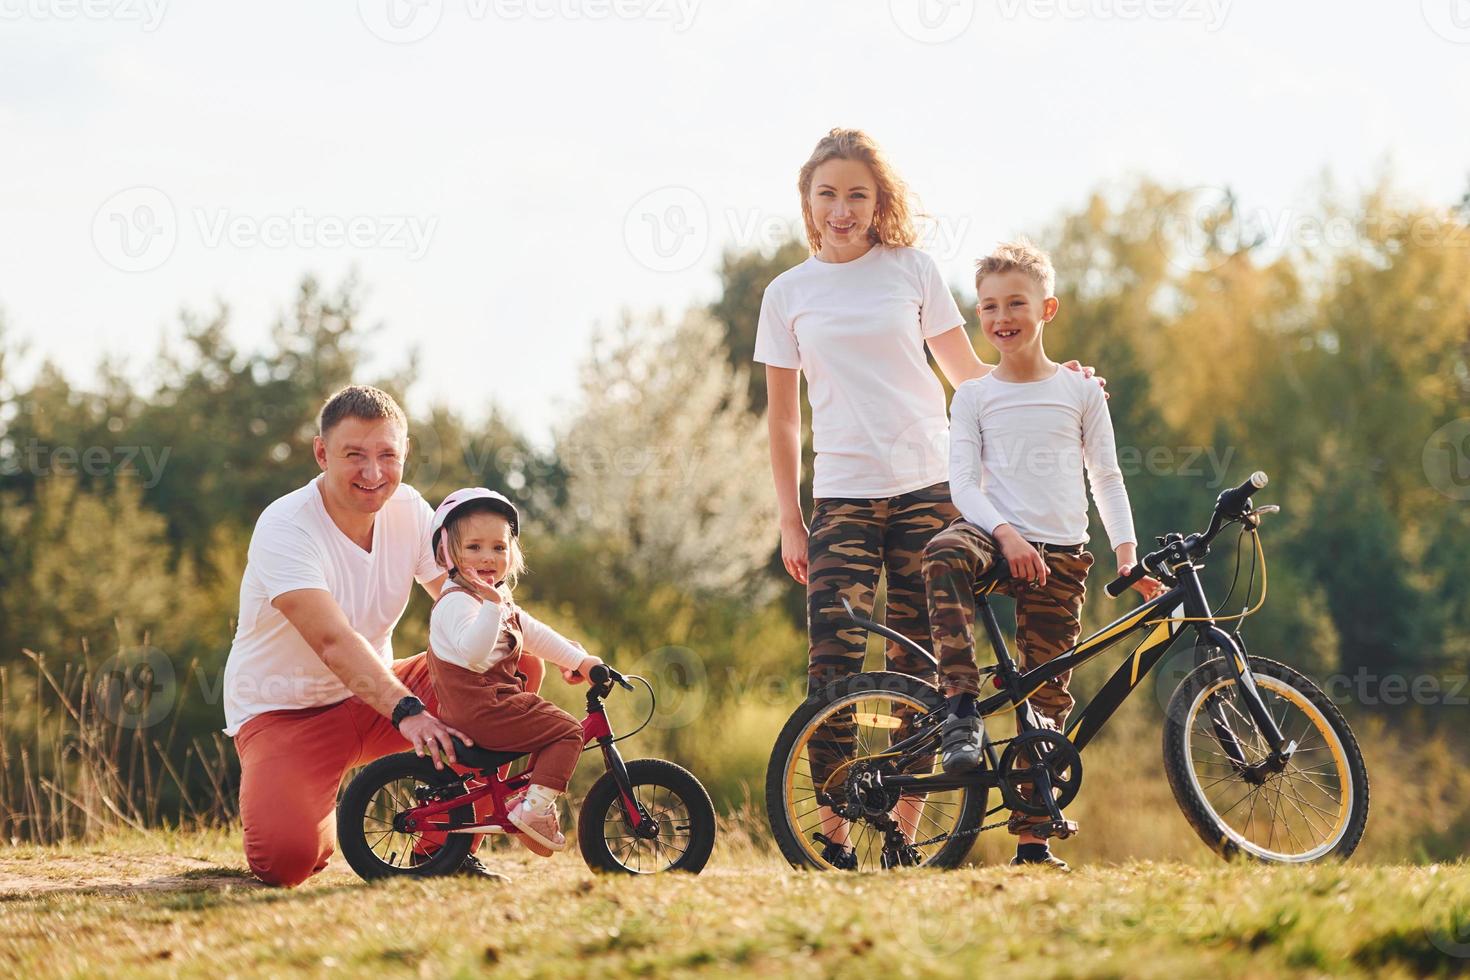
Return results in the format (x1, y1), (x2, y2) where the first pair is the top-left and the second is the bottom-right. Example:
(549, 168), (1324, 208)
(757, 128), (1094, 866)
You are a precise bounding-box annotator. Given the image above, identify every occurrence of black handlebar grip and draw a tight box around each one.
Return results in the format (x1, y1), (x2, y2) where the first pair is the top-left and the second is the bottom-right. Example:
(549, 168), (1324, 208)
(1106, 564), (1148, 598)
(1217, 470), (1268, 516)
(588, 664), (611, 684)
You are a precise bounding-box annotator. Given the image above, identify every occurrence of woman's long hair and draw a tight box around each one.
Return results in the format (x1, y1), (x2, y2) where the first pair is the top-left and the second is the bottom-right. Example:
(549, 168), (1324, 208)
(798, 128), (919, 254)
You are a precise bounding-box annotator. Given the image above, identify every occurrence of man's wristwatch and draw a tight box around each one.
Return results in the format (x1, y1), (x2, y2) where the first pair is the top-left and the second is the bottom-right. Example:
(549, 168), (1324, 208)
(391, 696), (426, 730)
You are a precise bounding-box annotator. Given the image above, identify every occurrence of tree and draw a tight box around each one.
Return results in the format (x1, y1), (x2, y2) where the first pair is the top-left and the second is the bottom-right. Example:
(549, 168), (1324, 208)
(554, 309), (777, 597)
(708, 239), (811, 415)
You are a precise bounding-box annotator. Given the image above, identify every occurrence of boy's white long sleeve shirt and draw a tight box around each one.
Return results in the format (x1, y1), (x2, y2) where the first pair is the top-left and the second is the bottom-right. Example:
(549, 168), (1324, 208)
(948, 367), (1137, 551)
(429, 590), (586, 674)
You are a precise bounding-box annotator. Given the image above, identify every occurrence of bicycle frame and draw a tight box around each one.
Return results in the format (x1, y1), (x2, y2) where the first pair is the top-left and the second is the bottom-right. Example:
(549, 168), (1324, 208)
(395, 677), (649, 835)
(843, 555), (1295, 797)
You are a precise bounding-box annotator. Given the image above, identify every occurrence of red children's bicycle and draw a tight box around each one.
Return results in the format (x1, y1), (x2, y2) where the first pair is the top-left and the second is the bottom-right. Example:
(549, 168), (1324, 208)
(336, 664), (716, 878)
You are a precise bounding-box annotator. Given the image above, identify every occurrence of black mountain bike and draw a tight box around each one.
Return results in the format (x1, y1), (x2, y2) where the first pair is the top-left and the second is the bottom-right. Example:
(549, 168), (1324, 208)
(766, 472), (1369, 871)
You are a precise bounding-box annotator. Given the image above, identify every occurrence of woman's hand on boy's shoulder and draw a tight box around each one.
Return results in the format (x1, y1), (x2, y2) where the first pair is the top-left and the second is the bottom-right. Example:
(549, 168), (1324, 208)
(1061, 359), (1108, 399)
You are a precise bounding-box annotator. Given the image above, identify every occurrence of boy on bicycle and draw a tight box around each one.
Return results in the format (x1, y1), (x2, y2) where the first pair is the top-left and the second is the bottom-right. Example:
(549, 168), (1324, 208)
(921, 240), (1160, 871)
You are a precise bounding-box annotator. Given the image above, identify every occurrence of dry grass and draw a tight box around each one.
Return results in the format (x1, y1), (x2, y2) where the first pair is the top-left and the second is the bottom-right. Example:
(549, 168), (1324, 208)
(1, 827), (1468, 979)
(0, 645), (236, 844)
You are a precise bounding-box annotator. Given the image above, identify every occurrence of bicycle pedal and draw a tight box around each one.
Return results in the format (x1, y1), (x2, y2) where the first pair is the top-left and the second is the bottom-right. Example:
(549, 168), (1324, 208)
(1032, 819), (1079, 840)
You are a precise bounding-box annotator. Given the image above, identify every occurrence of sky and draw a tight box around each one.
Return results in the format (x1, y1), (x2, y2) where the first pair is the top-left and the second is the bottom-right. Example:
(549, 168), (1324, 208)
(2, 0), (1468, 444)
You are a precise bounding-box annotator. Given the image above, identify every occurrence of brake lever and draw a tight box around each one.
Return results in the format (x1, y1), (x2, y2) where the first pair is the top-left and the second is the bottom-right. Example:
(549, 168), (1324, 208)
(1242, 504), (1280, 529)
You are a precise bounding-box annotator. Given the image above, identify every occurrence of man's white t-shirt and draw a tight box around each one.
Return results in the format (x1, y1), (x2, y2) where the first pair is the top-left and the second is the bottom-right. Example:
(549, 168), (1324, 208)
(222, 477), (440, 736)
(754, 245), (965, 499)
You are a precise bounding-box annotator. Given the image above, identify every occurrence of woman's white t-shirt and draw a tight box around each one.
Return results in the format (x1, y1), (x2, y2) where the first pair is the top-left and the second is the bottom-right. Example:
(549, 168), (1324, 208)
(222, 476), (440, 736)
(754, 245), (965, 499)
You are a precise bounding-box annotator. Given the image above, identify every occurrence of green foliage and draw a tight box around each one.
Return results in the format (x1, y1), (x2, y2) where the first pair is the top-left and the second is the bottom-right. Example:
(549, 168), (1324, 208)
(708, 239), (811, 414)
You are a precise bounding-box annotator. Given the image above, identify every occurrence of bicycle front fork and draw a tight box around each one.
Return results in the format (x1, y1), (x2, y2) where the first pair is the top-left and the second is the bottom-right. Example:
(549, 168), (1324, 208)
(1199, 628), (1297, 775)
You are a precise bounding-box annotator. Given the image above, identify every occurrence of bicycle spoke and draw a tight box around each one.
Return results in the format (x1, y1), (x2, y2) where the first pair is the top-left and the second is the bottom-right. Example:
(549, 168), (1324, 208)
(1279, 782), (1333, 845)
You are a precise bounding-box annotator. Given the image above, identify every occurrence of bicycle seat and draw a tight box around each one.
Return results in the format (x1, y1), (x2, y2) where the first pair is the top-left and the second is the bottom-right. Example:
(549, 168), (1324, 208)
(448, 738), (528, 773)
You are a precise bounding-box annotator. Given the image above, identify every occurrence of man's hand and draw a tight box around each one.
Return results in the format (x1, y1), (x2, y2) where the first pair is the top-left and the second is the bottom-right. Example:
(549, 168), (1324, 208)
(398, 712), (473, 770)
(995, 524), (1047, 587)
(1115, 543), (1164, 600)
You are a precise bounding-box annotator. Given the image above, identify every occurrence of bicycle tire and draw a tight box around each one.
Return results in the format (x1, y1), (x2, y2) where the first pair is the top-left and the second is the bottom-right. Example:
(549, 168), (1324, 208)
(1162, 655), (1369, 863)
(765, 671), (988, 871)
(577, 758), (716, 874)
(337, 752), (475, 881)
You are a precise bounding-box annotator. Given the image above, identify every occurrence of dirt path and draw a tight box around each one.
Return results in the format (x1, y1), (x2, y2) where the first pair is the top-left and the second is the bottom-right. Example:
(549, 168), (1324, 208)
(0, 852), (263, 897)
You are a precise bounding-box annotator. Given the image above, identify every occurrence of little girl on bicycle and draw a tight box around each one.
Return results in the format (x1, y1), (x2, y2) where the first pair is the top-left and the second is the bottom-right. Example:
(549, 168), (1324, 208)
(426, 487), (602, 855)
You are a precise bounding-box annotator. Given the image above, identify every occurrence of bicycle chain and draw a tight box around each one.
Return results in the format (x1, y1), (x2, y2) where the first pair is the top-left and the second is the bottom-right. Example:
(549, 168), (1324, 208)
(910, 817), (1012, 849)
(904, 738), (1020, 850)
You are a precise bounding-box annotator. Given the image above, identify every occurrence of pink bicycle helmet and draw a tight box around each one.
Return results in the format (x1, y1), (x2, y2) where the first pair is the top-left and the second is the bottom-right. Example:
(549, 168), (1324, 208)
(430, 487), (520, 572)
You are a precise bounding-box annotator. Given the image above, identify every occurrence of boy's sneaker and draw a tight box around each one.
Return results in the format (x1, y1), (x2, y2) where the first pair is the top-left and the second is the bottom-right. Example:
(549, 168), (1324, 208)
(813, 833), (858, 871)
(941, 695), (986, 773)
(508, 799), (567, 854)
(1010, 843), (1070, 872)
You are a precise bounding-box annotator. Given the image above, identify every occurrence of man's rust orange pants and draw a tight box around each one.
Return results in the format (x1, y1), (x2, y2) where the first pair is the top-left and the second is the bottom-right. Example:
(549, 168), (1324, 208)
(233, 652), (544, 887)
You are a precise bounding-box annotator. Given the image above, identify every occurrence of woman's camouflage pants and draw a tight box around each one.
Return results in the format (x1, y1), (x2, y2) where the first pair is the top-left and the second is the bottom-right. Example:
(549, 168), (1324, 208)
(804, 481), (957, 798)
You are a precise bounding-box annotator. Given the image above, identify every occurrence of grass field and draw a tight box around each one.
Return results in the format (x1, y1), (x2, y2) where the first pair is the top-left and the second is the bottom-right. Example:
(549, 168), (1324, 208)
(2, 822), (1468, 979)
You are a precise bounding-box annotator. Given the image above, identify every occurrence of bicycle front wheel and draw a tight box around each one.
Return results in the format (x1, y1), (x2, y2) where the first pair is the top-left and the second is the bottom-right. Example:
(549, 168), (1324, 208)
(765, 672), (988, 872)
(1163, 655), (1369, 863)
(577, 758), (716, 875)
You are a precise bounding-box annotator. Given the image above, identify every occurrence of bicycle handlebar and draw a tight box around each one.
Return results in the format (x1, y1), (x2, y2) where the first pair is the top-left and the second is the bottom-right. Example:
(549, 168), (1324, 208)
(587, 663), (634, 691)
(1217, 471), (1268, 518)
(1104, 470), (1269, 598)
(1105, 564), (1148, 598)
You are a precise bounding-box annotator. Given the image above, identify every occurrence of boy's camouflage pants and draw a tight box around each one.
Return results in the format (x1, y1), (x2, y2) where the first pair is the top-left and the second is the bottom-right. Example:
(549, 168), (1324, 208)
(804, 482), (957, 800)
(920, 520), (1094, 834)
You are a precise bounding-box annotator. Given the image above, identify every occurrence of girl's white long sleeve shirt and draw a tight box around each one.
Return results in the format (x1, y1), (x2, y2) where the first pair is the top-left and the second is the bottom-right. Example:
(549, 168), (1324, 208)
(429, 590), (586, 674)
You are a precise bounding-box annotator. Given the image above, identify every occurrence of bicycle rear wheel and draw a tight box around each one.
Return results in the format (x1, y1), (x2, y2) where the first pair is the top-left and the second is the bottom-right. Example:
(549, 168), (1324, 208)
(337, 753), (475, 881)
(1163, 655), (1369, 863)
(765, 672), (988, 871)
